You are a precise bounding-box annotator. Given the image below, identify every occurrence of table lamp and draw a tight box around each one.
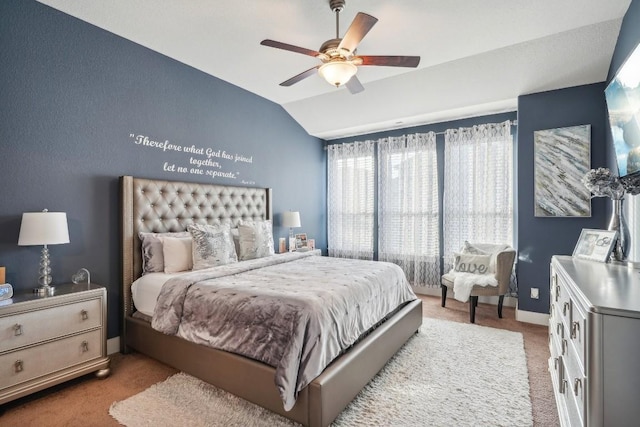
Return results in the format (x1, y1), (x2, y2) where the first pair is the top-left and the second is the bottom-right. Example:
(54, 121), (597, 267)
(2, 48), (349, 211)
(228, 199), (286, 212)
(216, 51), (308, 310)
(281, 211), (301, 252)
(18, 209), (70, 296)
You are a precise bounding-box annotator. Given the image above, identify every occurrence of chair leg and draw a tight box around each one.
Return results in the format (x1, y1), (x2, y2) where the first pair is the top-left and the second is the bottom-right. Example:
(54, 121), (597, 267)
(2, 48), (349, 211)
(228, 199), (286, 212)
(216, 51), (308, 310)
(498, 295), (504, 318)
(469, 296), (478, 323)
(441, 285), (447, 307)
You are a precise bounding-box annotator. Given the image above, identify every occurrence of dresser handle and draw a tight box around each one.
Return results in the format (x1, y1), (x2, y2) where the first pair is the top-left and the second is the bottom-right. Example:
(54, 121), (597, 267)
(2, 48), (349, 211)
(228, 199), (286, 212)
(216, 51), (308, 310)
(81, 310), (89, 321)
(554, 279), (560, 301)
(553, 357), (559, 371)
(563, 302), (570, 316)
(561, 379), (568, 394)
(562, 339), (568, 355)
(14, 360), (23, 373)
(574, 378), (583, 397)
(13, 324), (23, 336)
(81, 341), (89, 352)
(556, 323), (563, 338)
(571, 321), (580, 339)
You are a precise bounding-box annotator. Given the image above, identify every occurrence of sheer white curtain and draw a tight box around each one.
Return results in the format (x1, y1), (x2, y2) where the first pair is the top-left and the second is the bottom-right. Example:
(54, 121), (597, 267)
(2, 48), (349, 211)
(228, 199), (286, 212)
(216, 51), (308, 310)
(378, 133), (440, 287)
(327, 141), (375, 260)
(443, 121), (514, 273)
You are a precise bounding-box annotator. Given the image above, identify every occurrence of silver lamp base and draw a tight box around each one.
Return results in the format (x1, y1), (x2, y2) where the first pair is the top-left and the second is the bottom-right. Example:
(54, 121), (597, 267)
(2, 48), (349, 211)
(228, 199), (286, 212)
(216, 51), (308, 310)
(33, 285), (55, 296)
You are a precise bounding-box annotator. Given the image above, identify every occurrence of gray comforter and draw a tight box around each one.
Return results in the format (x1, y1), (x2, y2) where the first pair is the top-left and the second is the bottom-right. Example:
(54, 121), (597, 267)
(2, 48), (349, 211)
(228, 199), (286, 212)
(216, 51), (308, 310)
(151, 251), (417, 411)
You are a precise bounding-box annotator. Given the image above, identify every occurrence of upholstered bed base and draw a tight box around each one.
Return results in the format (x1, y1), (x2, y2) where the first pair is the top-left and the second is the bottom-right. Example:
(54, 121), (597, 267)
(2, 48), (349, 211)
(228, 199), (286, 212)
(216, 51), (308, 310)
(120, 175), (423, 426)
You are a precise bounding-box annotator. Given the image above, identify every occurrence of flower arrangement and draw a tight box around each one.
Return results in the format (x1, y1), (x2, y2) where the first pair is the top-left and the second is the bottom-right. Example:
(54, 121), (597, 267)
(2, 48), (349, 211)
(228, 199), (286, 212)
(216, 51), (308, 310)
(582, 167), (625, 200)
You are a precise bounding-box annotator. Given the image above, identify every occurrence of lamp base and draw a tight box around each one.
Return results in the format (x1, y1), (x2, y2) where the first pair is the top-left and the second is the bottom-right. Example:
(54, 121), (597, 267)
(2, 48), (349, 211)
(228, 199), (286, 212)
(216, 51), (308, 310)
(33, 285), (55, 296)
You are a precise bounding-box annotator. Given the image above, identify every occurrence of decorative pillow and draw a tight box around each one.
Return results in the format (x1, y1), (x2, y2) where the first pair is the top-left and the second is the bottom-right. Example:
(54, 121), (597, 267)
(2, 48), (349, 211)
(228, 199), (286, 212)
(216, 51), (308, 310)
(139, 231), (189, 274)
(453, 252), (492, 275)
(237, 219), (275, 261)
(230, 228), (240, 257)
(188, 223), (238, 270)
(161, 235), (193, 273)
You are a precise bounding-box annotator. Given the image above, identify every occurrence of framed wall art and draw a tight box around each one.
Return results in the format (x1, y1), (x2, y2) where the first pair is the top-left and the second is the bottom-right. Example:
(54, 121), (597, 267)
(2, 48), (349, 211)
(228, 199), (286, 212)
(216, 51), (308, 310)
(534, 124), (591, 217)
(572, 229), (617, 262)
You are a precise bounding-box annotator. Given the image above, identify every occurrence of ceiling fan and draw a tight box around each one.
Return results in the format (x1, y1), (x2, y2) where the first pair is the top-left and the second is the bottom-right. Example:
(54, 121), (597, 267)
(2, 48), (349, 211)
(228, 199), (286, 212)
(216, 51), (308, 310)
(260, 0), (420, 94)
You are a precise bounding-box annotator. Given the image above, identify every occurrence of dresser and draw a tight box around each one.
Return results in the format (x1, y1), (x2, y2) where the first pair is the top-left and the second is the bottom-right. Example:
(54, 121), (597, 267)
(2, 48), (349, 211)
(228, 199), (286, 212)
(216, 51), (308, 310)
(549, 256), (640, 427)
(0, 283), (110, 404)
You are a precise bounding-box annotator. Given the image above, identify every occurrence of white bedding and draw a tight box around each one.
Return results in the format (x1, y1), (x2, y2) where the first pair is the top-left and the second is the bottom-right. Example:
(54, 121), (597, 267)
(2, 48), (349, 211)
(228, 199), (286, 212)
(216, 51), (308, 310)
(131, 272), (181, 317)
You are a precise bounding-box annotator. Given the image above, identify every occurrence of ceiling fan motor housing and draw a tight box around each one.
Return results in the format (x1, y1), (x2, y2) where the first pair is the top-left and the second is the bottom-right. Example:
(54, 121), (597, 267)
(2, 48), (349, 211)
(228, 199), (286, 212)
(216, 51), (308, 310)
(329, 0), (346, 12)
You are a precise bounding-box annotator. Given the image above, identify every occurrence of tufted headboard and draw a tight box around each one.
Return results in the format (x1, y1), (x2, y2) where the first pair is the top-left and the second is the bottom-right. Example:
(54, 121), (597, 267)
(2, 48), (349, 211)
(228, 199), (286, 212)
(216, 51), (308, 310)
(120, 176), (272, 320)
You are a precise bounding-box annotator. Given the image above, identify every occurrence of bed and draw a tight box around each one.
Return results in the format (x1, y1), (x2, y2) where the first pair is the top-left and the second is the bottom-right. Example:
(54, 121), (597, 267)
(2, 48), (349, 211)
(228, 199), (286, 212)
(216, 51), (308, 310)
(120, 175), (423, 427)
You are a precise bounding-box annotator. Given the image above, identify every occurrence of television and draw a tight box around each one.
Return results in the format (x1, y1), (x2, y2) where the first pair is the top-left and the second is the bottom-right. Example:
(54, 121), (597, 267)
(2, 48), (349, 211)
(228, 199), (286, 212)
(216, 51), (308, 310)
(605, 42), (640, 184)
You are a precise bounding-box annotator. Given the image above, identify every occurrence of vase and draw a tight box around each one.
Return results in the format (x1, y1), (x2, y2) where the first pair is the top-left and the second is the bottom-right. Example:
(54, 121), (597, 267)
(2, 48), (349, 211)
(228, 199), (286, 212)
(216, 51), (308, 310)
(608, 198), (629, 262)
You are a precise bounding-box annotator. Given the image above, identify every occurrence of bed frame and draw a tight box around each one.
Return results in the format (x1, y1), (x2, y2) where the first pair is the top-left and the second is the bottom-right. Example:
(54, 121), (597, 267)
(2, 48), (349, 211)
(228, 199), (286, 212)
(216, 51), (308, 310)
(120, 175), (422, 427)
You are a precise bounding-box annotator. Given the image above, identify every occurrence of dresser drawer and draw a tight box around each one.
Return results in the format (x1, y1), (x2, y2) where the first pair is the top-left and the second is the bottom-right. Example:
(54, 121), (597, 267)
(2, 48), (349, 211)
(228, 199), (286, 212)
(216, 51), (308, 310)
(0, 298), (102, 353)
(568, 299), (586, 369)
(0, 329), (102, 390)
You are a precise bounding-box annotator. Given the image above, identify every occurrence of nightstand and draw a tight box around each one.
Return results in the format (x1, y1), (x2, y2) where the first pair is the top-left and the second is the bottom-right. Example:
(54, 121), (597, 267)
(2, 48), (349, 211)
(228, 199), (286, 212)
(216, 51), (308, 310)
(0, 283), (110, 405)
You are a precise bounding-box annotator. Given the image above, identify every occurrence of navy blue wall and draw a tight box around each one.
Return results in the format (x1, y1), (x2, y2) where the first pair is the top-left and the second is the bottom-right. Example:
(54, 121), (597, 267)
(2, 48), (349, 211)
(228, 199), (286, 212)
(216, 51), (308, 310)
(0, 1), (326, 338)
(517, 84), (608, 312)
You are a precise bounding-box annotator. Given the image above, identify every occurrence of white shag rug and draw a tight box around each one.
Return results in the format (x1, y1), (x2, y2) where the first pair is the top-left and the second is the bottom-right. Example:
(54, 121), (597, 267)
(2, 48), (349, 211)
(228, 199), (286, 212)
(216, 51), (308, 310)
(110, 318), (532, 427)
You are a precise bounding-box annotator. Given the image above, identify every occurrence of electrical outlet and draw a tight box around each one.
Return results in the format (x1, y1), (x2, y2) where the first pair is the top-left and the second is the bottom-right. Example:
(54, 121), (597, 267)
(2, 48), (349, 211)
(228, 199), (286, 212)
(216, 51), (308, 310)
(530, 288), (539, 299)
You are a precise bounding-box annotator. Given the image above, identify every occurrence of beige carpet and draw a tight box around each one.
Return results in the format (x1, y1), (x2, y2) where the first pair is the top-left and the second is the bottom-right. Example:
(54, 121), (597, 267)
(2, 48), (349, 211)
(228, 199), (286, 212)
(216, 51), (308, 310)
(109, 318), (532, 426)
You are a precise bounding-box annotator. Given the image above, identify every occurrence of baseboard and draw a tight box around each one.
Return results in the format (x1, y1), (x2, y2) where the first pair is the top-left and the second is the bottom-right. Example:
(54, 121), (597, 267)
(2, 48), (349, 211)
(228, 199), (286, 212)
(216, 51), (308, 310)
(515, 307), (549, 326)
(107, 337), (121, 355)
(414, 287), (517, 308)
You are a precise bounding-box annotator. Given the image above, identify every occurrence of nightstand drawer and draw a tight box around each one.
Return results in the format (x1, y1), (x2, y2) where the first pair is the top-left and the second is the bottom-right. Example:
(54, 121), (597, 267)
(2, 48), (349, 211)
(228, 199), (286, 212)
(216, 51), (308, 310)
(0, 329), (102, 390)
(0, 298), (102, 353)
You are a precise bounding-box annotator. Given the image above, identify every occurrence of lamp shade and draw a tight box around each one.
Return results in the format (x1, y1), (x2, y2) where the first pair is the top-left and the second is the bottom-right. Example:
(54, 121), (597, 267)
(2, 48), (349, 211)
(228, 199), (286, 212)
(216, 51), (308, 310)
(281, 211), (301, 228)
(319, 61), (357, 87)
(18, 211), (70, 246)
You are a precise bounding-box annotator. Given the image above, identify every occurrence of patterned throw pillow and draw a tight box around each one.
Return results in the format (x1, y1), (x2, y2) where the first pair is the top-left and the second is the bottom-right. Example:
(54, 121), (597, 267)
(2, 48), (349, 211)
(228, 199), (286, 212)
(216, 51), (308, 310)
(453, 252), (492, 275)
(188, 223), (238, 270)
(139, 231), (190, 274)
(237, 220), (275, 261)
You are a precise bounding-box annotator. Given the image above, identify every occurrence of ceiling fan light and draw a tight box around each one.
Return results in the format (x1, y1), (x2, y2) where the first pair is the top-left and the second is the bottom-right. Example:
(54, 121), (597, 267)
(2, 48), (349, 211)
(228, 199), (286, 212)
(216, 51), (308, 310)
(319, 61), (357, 87)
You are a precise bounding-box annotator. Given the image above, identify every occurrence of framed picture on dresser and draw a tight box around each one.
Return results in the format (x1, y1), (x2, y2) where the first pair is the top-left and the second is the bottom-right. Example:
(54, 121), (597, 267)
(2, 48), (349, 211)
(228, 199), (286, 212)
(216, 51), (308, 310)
(572, 228), (617, 262)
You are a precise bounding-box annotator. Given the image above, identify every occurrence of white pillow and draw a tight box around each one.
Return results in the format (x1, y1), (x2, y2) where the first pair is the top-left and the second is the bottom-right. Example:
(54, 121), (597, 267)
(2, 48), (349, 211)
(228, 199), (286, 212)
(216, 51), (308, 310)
(237, 219), (275, 261)
(139, 231), (189, 274)
(188, 223), (238, 270)
(453, 252), (491, 275)
(161, 236), (193, 273)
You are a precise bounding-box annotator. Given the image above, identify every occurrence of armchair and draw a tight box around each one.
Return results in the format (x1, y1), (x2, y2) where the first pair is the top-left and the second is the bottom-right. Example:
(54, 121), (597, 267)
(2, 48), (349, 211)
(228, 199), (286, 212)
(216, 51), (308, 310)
(441, 246), (516, 323)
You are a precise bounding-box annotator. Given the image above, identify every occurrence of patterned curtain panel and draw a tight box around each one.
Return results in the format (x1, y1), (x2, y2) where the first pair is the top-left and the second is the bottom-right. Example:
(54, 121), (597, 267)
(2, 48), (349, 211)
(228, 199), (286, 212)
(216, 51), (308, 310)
(443, 121), (515, 292)
(378, 133), (440, 287)
(327, 141), (375, 260)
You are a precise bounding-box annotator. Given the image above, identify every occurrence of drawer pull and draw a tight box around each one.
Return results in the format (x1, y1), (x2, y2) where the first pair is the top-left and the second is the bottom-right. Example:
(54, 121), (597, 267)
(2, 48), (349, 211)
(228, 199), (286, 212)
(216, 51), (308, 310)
(562, 339), (568, 355)
(571, 321), (581, 340)
(574, 377), (583, 397)
(553, 357), (559, 371)
(556, 323), (563, 338)
(81, 341), (89, 352)
(563, 302), (570, 316)
(14, 360), (23, 373)
(81, 309), (89, 321)
(561, 379), (568, 394)
(13, 324), (23, 336)
(555, 280), (560, 301)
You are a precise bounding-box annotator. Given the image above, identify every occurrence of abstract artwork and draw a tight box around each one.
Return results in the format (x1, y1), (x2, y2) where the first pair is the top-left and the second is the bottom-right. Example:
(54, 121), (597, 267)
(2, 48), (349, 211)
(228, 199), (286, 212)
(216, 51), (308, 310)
(534, 125), (591, 217)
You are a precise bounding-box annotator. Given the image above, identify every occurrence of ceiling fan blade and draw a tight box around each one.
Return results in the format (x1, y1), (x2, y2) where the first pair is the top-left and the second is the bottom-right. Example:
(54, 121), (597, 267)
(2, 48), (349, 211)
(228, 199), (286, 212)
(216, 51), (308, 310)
(280, 66), (320, 87)
(260, 39), (321, 58)
(338, 12), (378, 54)
(358, 55), (421, 67)
(346, 75), (364, 94)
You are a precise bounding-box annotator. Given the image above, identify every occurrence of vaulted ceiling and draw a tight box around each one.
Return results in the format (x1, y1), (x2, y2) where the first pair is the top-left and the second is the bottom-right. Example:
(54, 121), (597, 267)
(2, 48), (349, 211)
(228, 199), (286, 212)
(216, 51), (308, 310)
(38, 0), (632, 139)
